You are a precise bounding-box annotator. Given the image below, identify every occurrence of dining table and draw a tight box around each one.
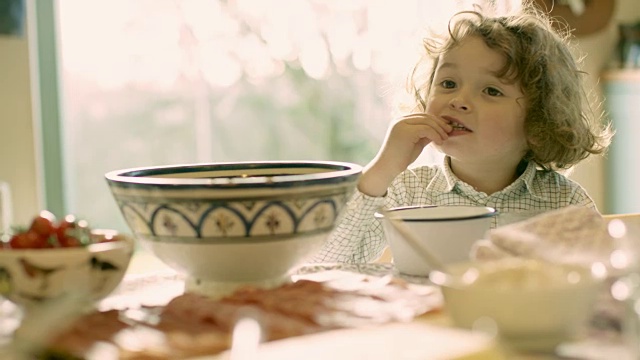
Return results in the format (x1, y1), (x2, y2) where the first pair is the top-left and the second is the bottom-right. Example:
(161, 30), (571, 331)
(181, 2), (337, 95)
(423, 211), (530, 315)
(0, 250), (637, 360)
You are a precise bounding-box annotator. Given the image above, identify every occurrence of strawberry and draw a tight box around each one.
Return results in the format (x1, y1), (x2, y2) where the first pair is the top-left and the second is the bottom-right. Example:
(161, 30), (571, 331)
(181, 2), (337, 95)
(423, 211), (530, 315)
(28, 210), (57, 238)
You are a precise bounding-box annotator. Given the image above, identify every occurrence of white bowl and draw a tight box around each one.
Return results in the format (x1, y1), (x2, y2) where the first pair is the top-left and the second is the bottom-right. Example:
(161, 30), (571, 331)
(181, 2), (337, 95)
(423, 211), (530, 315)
(430, 259), (603, 352)
(375, 205), (496, 276)
(0, 230), (134, 307)
(105, 161), (361, 297)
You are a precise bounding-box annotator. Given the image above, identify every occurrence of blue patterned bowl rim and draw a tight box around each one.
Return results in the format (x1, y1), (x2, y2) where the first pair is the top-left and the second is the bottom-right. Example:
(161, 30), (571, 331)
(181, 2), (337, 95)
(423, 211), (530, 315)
(105, 160), (362, 189)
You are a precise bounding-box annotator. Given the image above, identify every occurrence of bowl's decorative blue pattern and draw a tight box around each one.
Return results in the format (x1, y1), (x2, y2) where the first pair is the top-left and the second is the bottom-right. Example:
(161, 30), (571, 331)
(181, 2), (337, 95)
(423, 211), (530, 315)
(105, 161), (362, 245)
(112, 192), (351, 243)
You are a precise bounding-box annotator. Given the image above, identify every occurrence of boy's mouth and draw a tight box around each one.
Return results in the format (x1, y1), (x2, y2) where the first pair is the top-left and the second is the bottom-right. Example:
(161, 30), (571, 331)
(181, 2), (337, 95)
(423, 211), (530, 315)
(442, 115), (471, 132)
(450, 121), (471, 132)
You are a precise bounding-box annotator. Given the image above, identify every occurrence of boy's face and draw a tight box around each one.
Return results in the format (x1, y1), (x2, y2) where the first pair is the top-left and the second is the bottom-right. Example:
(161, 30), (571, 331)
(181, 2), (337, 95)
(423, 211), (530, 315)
(426, 35), (528, 167)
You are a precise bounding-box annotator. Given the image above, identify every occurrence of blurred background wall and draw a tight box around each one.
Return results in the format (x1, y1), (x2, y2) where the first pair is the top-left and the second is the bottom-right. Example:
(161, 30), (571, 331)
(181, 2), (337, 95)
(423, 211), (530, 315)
(1, 0), (640, 228)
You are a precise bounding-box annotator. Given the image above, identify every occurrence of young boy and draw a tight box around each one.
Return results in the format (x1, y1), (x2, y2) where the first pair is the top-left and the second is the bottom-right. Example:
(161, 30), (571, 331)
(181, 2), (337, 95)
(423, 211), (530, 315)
(314, 6), (612, 263)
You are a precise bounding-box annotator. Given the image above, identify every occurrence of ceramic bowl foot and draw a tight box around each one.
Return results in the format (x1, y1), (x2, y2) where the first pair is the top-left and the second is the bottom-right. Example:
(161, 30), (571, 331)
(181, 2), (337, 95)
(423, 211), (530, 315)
(184, 276), (292, 299)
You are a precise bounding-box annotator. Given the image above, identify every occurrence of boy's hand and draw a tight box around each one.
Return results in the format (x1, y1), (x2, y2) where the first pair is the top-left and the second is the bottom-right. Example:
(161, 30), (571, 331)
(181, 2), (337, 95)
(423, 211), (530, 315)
(358, 114), (452, 197)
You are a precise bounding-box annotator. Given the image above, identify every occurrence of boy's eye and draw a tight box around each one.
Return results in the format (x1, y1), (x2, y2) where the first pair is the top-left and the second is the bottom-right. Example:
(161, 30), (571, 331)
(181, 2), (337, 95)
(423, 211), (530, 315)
(440, 80), (456, 89)
(484, 87), (503, 96)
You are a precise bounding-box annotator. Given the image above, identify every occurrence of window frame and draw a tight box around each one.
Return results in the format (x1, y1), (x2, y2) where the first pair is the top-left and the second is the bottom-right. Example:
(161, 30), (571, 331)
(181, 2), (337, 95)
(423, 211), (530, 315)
(32, 0), (65, 217)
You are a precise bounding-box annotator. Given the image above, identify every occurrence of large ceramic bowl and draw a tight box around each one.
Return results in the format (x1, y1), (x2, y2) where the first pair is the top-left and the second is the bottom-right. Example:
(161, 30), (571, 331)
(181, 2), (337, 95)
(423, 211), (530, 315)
(375, 205), (497, 276)
(0, 230), (134, 307)
(105, 161), (361, 297)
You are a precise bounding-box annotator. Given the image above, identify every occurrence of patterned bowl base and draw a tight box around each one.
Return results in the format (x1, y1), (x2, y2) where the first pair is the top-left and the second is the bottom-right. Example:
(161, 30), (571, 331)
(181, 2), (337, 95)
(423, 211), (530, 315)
(184, 274), (292, 299)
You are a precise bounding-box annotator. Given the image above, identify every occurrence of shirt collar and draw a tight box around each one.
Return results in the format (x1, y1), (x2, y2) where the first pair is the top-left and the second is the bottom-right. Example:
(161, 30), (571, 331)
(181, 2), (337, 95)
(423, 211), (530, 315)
(439, 156), (458, 192)
(518, 160), (549, 201)
(438, 156), (548, 200)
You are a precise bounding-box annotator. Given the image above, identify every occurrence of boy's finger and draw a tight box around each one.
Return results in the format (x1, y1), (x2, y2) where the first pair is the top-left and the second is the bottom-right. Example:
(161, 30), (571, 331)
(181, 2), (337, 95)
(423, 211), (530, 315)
(401, 114), (452, 129)
(413, 124), (448, 143)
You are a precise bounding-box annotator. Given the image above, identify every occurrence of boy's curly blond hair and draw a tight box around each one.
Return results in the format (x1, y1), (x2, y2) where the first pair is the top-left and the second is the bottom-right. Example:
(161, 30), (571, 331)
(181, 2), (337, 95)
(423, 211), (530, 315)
(407, 4), (612, 171)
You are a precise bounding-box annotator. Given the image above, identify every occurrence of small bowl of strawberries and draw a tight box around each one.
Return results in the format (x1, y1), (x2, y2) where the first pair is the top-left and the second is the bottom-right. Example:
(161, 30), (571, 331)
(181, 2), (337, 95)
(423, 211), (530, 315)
(0, 211), (135, 307)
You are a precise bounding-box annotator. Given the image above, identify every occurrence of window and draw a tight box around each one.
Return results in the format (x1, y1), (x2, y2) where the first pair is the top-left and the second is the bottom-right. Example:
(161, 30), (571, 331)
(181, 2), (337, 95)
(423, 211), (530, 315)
(40, 0), (521, 231)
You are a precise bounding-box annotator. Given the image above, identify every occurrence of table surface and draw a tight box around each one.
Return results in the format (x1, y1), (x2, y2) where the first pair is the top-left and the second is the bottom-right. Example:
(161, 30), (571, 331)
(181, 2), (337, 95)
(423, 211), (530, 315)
(109, 254), (636, 360)
(1, 252), (637, 360)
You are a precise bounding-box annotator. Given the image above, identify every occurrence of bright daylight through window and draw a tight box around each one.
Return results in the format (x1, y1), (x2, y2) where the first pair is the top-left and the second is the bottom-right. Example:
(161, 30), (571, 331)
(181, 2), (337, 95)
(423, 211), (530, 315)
(55, 0), (521, 231)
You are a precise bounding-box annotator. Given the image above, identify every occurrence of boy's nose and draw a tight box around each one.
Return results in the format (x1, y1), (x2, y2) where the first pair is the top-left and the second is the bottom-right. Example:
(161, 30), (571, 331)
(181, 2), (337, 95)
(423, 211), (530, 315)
(449, 97), (470, 111)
